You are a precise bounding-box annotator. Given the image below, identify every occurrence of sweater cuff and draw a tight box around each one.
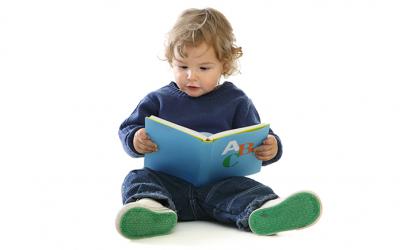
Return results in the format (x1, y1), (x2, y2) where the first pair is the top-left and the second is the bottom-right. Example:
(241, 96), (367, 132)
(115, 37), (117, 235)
(124, 127), (145, 158)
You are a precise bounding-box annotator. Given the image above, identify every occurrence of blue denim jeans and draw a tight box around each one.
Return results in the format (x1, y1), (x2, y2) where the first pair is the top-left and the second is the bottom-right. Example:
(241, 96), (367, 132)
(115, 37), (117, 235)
(121, 168), (278, 231)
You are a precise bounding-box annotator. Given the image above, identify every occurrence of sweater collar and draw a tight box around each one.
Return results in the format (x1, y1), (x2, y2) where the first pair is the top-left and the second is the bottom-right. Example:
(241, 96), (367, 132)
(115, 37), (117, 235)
(168, 81), (233, 99)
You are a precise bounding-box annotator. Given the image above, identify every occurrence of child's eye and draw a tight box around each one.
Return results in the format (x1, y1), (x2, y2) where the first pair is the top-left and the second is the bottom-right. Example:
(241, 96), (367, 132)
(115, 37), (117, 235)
(179, 65), (188, 70)
(200, 67), (210, 71)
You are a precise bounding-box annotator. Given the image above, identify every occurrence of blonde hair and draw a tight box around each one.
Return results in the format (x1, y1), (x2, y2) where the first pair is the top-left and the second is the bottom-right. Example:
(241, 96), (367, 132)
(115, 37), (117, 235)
(165, 8), (243, 77)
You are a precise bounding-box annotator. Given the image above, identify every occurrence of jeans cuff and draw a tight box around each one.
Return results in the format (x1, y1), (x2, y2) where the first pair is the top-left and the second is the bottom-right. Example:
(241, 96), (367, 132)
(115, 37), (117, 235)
(236, 193), (279, 231)
(124, 192), (177, 211)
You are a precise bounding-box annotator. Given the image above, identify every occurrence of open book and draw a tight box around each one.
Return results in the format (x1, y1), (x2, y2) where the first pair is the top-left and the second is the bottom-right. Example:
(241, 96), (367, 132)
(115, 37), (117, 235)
(144, 115), (270, 186)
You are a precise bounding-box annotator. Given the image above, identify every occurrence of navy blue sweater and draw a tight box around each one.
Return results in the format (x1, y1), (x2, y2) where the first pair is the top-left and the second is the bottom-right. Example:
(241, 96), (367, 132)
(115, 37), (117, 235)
(119, 81), (282, 165)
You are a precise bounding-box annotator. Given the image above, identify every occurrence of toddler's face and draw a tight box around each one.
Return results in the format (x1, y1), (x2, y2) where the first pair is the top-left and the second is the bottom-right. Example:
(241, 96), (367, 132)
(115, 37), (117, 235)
(172, 42), (224, 97)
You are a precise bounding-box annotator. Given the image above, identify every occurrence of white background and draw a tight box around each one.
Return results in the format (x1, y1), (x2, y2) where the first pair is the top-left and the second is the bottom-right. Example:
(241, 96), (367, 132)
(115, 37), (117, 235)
(1, 0), (399, 249)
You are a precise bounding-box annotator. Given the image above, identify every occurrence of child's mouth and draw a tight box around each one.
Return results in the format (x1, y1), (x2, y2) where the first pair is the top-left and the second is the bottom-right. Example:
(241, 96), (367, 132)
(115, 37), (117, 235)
(187, 85), (200, 90)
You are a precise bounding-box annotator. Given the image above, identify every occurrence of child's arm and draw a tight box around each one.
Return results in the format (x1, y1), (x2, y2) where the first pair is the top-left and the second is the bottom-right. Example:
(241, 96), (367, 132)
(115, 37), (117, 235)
(231, 97), (283, 165)
(133, 128), (158, 154)
(119, 94), (159, 158)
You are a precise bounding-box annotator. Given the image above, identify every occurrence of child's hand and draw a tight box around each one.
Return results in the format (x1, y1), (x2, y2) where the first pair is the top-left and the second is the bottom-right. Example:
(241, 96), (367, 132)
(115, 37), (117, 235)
(133, 128), (158, 154)
(254, 135), (278, 161)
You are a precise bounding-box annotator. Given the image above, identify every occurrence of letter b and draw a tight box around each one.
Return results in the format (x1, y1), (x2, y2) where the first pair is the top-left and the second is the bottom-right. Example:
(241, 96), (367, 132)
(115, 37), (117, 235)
(238, 143), (254, 156)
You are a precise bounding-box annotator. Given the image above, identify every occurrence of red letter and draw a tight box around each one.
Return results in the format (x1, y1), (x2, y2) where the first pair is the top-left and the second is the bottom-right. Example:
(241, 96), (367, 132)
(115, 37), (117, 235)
(238, 143), (254, 156)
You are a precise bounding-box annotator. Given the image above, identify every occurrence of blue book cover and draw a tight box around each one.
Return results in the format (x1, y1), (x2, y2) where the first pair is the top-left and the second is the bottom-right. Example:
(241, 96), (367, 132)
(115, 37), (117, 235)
(144, 116), (270, 186)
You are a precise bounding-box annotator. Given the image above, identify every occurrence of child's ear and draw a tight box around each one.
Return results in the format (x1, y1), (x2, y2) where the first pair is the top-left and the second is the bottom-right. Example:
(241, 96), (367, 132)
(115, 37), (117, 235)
(222, 62), (229, 75)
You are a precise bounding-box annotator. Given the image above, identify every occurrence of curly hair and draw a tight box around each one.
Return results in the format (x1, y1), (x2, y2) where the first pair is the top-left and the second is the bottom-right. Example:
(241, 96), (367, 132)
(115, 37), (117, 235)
(165, 8), (243, 77)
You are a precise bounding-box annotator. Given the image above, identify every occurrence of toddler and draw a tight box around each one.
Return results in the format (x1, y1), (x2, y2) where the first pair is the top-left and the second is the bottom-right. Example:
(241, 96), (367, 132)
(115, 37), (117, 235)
(116, 7), (321, 239)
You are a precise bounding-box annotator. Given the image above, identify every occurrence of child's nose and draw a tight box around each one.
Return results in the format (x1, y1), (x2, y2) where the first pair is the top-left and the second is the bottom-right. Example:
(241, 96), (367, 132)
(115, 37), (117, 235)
(187, 69), (197, 80)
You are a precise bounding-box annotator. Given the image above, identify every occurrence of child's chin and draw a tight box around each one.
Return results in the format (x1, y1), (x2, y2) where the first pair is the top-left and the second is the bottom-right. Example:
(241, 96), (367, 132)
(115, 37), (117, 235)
(186, 92), (203, 97)
(185, 88), (204, 97)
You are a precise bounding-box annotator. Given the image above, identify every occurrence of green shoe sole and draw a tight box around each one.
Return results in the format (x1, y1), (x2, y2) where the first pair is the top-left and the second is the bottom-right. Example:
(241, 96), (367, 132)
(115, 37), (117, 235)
(118, 207), (177, 239)
(249, 192), (321, 235)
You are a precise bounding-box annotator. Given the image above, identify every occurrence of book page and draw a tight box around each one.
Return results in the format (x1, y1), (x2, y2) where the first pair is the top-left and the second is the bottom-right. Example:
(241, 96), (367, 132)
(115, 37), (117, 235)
(148, 116), (208, 141)
(209, 123), (269, 141)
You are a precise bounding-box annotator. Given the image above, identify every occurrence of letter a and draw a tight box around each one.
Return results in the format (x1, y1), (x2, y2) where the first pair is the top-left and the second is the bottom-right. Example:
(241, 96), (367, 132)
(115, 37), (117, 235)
(222, 140), (240, 156)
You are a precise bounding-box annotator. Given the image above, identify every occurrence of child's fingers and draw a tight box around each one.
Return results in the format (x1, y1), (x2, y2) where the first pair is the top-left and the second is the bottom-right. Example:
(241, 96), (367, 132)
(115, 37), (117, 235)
(255, 152), (272, 161)
(134, 128), (158, 153)
(139, 138), (158, 152)
(136, 141), (157, 153)
(255, 149), (274, 158)
(254, 144), (273, 152)
(264, 135), (276, 145)
(147, 141), (158, 152)
(137, 128), (150, 140)
(254, 145), (276, 160)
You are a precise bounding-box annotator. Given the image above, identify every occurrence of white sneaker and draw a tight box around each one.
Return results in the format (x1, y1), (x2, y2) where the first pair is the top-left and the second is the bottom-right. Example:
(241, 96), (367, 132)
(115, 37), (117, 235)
(115, 198), (177, 239)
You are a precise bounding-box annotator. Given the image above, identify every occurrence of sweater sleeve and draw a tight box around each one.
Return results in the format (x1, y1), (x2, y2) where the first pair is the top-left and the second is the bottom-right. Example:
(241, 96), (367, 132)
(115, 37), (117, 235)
(232, 97), (283, 166)
(118, 94), (159, 158)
